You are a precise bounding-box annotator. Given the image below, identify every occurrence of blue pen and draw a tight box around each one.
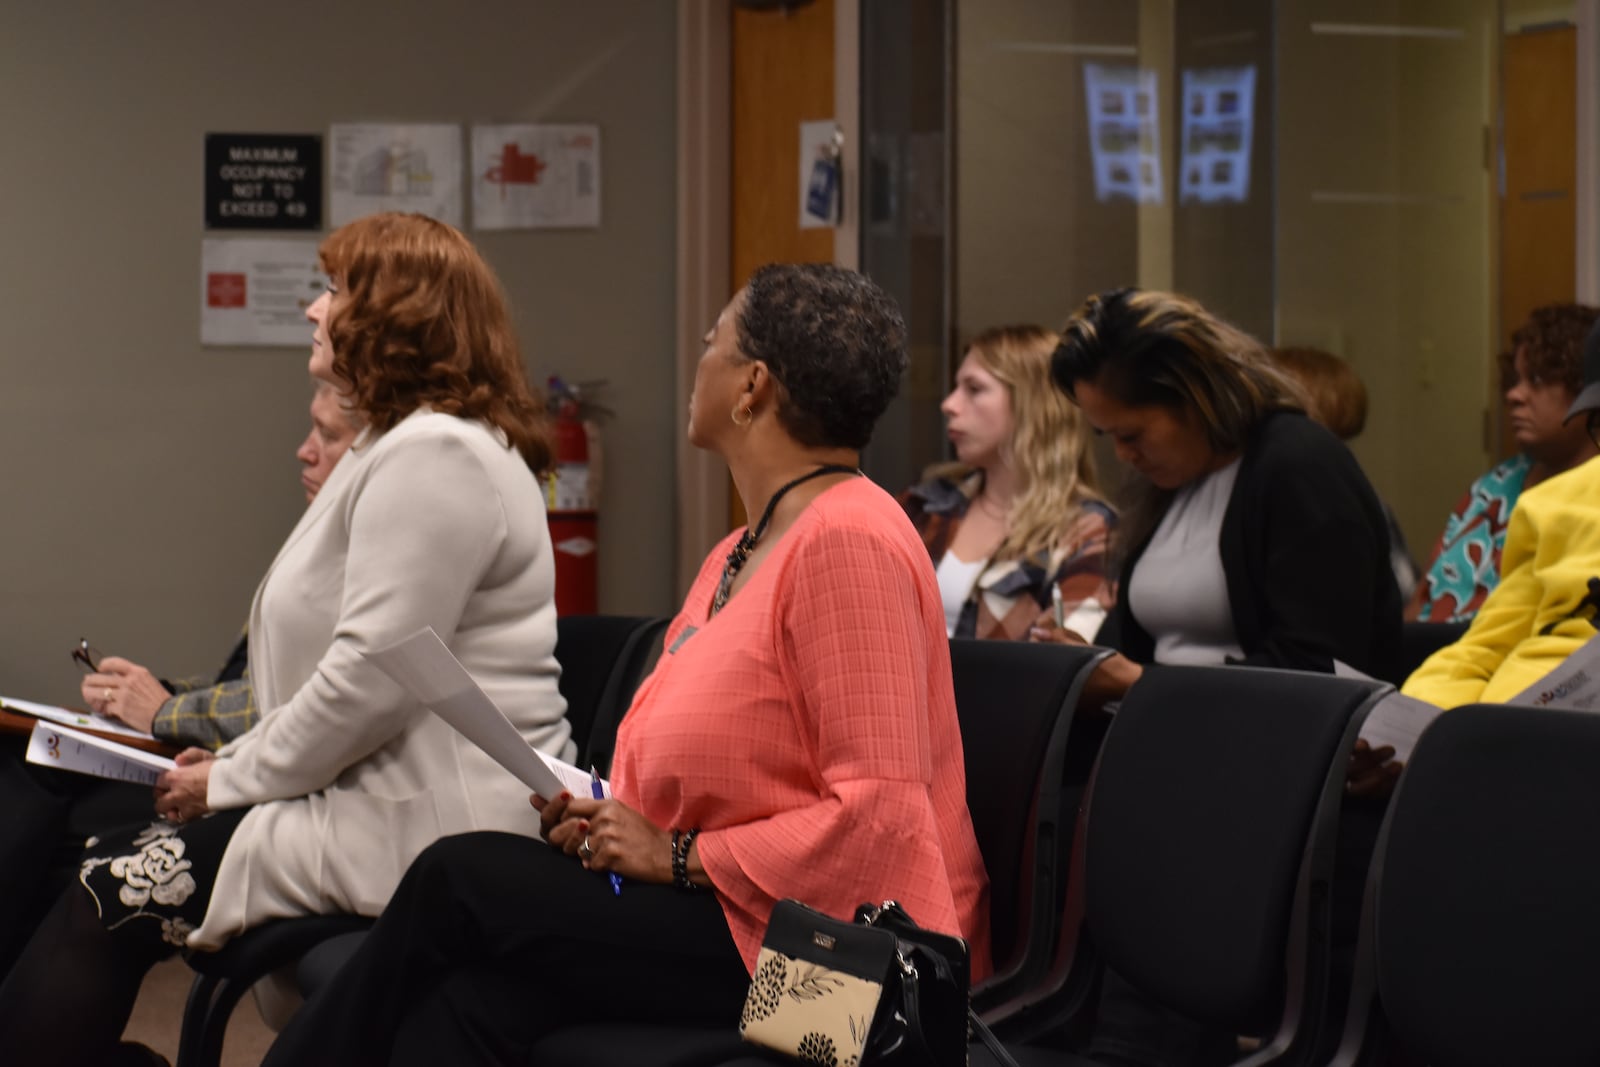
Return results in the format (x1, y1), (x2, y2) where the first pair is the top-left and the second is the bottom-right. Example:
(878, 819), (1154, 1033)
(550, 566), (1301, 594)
(590, 764), (623, 896)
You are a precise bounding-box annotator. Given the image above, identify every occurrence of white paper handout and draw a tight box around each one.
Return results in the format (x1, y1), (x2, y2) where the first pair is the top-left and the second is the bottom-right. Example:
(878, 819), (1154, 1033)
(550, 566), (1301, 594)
(1348, 632), (1600, 763)
(363, 627), (598, 799)
(1354, 691), (1442, 764)
(25, 721), (175, 786)
(2, 694), (152, 741)
(1509, 632), (1600, 710)
(1334, 659), (1443, 763)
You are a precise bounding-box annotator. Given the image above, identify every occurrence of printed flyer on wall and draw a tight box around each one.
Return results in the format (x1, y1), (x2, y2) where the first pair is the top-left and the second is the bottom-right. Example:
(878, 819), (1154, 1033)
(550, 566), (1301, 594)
(329, 123), (464, 227)
(471, 123), (601, 230)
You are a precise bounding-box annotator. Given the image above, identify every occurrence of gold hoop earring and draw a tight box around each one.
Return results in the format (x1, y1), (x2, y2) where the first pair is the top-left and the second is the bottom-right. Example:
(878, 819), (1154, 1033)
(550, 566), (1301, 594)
(731, 403), (753, 427)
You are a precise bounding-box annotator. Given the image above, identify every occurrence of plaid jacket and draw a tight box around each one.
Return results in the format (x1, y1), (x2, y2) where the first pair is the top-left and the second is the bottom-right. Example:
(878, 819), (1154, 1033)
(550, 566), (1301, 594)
(899, 470), (1116, 641)
(150, 631), (257, 751)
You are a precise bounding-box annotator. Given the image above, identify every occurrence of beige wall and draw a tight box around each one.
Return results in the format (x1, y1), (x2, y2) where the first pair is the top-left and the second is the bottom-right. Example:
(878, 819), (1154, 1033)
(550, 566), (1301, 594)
(1275, 0), (1497, 558)
(0, 3), (679, 705)
(955, 1), (1141, 337)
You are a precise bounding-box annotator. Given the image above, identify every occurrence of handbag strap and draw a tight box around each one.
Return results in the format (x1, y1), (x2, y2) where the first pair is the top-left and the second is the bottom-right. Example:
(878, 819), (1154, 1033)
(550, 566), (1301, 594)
(968, 1008), (1023, 1067)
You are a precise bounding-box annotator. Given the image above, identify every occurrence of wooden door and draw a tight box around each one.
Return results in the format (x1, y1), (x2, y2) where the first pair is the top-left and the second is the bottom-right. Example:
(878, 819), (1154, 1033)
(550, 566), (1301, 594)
(727, 0), (837, 526)
(1500, 26), (1577, 457)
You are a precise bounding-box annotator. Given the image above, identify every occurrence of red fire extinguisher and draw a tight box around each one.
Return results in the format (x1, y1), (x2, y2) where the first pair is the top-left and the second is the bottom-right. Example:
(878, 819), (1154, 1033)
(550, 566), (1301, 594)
(546, 397), (599, 616)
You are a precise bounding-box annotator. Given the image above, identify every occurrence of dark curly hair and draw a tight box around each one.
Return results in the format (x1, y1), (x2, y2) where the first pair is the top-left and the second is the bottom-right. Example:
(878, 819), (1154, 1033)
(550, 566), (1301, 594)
(735, 263), (908, 450)
(1502, 303), (1600, 394)
(319, 212), (552, 470)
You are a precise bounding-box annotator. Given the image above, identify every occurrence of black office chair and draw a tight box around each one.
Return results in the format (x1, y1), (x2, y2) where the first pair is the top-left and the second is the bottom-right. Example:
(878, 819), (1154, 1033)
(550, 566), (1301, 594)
(526, 640), (1113, 1065)
(1385, 619), (1470, 686)
(975, 665), (1391, 1066)
(553, 613), (661, 761)
(174, 615), (668, 1067)
(952, 639), (1111, 1017)
(580, 616), (669, 775)
(1330, 703), (1600, 1067)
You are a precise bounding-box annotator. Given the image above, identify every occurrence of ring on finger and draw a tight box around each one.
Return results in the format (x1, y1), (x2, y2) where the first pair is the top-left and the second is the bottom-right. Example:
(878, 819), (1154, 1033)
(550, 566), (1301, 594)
(580, 835), (593, 860)
(104, 687), (113, 704)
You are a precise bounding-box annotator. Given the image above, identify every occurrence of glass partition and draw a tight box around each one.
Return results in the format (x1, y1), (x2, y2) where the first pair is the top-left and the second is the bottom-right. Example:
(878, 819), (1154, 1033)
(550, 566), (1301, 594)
(860, 0), (1501, 556)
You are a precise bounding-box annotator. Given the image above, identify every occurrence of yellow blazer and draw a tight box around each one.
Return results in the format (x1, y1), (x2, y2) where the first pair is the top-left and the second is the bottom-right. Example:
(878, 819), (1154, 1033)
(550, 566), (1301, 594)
(1404, 455), (1600, 707)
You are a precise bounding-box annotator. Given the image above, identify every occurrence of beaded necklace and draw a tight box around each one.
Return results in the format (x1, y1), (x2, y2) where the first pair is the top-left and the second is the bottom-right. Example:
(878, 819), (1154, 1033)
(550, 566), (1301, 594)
(709, 463), (860, 617)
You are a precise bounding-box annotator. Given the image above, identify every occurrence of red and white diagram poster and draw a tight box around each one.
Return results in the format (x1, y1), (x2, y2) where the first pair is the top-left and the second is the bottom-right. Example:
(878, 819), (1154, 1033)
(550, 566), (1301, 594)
(200, 238), (324, 346)
(471, 124), (601, 230)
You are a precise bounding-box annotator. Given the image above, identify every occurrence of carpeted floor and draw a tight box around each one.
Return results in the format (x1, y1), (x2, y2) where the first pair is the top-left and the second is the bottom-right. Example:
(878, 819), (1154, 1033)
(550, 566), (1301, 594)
(125, 957), (275, 1066)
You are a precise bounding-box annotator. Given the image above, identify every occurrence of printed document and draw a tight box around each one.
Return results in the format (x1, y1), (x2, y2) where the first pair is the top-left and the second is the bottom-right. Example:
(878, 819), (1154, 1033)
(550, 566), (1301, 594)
(363, 627), (600, 799)
(24, 721), (175, 785)
(1349, 632), (1600, 762)
(1507, 632), (1600, 710)
(2, 694), (151, 741)
(1354, 691), (1442, 764)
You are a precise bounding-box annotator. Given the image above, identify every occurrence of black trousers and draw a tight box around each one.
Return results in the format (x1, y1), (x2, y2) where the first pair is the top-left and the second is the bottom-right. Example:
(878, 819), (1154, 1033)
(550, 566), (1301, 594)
(0, 736), (154, 976)
(262, 831), (752, 1067)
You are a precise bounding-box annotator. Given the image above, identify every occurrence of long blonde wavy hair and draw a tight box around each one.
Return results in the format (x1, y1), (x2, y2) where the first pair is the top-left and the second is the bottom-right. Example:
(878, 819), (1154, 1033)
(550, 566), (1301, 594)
(941, 324), (1106, 562)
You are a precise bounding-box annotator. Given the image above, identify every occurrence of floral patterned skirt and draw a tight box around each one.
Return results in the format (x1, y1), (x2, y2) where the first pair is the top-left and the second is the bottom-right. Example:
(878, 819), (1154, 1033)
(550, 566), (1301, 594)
(79, 808), (247, 952)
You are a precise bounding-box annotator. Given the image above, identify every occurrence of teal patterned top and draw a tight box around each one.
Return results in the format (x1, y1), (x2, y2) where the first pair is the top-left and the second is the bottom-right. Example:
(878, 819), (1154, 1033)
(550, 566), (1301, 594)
(1415, 454), (1533, 623)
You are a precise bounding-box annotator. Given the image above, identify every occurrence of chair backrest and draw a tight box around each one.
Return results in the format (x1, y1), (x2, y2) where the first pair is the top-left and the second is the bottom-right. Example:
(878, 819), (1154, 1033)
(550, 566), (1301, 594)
(582, 617), (670, 776)
(553, 614), (659, 760)
(1084, 665), (1387, 1045)
(1387, 620), (1471, 686)
(948, 638), (1110, 1010)
(1335, 703), (1600, 1067)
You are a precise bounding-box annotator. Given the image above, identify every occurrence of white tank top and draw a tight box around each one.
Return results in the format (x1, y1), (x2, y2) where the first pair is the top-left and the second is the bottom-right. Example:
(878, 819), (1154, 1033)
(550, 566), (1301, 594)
(936, 552), (987, 638)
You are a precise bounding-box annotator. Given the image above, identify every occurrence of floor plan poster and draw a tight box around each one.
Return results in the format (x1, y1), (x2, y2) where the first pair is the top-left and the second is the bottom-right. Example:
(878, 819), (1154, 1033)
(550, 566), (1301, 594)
(1083, 64), (1162, 204)
(471, 124), (601, 230)
(1180, 66), (1257, 204)
(329, 123), (463, 227)
(200, 237), (324, 346)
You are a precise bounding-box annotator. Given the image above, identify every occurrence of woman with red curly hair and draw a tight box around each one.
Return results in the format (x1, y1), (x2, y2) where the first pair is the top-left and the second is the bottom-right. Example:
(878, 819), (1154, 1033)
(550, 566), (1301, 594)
(0, 213), (574, 1067)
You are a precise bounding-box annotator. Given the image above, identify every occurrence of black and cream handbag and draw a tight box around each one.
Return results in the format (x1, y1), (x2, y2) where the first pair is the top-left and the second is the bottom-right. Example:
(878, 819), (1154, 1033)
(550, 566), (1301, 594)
(739, 899), (1017, 1067)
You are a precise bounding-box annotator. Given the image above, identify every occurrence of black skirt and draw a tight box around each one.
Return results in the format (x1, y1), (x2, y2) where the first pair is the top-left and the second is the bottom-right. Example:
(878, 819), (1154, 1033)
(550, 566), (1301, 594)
(79, 807), (248, 953)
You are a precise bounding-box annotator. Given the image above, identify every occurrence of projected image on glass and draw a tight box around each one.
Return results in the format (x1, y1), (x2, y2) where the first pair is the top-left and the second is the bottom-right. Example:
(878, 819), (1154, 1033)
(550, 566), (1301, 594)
(1180, 66), (1257, 204)
(1083, 64), (1163, 204)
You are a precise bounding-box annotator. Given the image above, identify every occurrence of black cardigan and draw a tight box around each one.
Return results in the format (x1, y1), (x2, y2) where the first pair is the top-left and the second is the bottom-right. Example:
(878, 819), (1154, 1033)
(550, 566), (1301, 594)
(1098, 412), (1402, 681)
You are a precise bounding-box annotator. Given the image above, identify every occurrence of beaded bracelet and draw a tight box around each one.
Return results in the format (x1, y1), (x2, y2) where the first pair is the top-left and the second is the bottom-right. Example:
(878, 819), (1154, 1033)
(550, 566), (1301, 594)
(672, 826), (702, 890)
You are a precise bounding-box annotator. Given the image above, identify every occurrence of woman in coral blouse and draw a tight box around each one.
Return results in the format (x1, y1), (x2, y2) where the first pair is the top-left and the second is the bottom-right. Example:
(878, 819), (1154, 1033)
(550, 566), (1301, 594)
(260, 263), (992, 1067)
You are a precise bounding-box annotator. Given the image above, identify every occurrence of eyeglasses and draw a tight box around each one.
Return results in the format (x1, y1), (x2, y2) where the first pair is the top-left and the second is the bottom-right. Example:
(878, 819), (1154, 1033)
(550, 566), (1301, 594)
(71, 638), (101, 674)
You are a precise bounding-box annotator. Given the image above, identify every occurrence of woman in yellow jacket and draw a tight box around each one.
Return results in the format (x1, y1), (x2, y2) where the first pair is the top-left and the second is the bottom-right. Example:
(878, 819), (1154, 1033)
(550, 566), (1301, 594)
(1405, 324), (1600, 706)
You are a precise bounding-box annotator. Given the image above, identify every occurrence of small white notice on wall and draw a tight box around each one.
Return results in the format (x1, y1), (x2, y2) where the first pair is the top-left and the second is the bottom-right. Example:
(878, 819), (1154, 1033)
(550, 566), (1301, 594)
(471, 124), (601, 230)
(799, 120), (842, 229)
(200, 238), (324, 347)
(329, 123), (464, 227)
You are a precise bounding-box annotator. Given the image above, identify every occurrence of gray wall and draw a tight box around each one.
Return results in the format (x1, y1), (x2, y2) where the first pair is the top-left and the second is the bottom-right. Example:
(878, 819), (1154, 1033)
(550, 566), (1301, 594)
(0, 3), (679, 706)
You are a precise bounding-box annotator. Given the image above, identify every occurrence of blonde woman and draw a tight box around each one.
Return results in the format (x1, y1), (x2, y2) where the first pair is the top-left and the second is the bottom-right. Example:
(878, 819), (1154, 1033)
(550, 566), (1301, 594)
(901, 324), (1114, 641)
